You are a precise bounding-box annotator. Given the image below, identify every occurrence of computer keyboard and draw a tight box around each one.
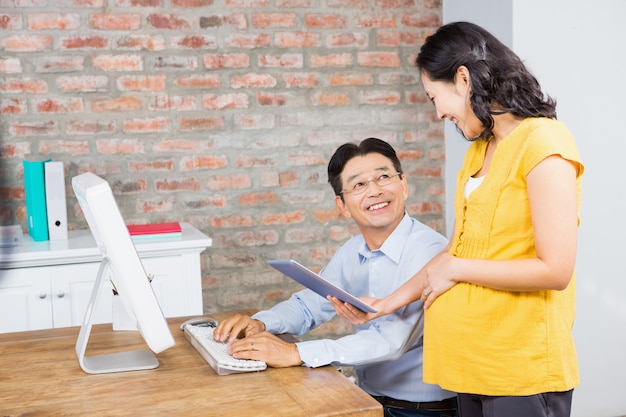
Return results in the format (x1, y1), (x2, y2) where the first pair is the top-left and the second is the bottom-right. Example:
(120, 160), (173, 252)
(182, 323), (267, 376)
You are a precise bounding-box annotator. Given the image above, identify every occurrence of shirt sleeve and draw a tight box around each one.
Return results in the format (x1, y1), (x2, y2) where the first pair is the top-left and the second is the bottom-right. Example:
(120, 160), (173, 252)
(253, 269), (429, 368)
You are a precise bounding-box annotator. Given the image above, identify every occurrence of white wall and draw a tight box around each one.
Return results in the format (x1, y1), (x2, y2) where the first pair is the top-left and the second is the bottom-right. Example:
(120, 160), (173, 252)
(444, 1), (626, 416)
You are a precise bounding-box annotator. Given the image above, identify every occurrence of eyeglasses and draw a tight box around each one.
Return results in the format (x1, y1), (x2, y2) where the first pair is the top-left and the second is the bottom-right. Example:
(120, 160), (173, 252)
(339, 172), (401, 196)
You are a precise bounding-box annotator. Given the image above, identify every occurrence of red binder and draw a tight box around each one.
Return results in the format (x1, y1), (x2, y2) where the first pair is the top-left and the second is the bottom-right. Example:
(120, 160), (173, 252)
(127, 222), (181, 236)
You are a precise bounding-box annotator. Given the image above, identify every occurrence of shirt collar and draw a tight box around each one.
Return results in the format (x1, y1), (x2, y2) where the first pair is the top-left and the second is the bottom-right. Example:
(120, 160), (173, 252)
(358, 213), (411, 265)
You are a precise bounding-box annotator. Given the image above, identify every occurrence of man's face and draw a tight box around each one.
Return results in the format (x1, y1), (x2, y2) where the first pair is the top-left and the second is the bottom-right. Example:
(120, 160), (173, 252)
(335, 153), (408, 239)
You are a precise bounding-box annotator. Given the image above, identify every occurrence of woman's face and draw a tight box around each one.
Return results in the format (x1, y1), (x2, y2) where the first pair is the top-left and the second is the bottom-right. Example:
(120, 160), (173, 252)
(421, 68), (484, 140)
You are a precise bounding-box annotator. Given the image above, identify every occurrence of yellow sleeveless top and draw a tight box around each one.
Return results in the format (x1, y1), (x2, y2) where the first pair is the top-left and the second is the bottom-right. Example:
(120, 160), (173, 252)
(423, 118), (584, 395)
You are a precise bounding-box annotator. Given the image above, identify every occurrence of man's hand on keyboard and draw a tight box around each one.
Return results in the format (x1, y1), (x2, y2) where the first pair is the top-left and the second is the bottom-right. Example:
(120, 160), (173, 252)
(213, 314), (266, 343)
(228, 332), (303, 368)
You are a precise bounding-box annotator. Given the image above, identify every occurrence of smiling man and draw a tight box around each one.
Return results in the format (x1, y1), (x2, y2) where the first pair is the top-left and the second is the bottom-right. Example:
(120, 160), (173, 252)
(214, 138), (457, 417)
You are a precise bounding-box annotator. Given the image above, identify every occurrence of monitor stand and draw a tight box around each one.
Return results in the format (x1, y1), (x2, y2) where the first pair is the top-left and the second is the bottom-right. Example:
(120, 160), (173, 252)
(75, 258), (159, 374)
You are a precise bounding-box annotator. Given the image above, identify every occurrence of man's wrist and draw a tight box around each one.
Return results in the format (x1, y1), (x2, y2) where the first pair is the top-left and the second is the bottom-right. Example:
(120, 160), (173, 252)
(293, 343), (304, 366)
(254, 319), (266, 332)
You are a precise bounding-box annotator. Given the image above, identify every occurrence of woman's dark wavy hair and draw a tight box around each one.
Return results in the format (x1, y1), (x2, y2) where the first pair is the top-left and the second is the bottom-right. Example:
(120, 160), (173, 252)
(416, 21), (557, 141)
(328, 137), (403, 200)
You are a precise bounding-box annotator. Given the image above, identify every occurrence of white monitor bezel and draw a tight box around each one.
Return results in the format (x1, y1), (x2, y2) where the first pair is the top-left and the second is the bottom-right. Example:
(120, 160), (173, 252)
(72, 172), (175, 374)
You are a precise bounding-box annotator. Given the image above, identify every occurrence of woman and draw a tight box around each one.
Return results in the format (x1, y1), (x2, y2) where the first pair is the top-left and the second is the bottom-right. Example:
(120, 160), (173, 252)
(330, 21), (584, 417)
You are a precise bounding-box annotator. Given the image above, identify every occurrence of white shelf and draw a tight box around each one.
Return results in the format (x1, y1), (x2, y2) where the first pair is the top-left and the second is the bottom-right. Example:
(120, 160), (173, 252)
(0, 222), (212, 269)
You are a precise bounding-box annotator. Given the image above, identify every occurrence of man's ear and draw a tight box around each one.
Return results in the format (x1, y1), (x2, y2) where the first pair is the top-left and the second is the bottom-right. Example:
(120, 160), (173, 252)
(335, 195), (352, 219)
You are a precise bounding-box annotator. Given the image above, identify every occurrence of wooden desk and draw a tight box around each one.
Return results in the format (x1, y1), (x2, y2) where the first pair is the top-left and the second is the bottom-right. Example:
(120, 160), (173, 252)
(0, 311), (382, 416)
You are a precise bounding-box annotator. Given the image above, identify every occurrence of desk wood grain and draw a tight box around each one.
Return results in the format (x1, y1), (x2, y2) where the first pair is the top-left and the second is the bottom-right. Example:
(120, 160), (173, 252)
(0, 310), (382, 417)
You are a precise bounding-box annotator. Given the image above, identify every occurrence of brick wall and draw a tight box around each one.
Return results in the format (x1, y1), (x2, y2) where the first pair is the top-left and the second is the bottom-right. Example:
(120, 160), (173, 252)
(0, 0), (444, 335)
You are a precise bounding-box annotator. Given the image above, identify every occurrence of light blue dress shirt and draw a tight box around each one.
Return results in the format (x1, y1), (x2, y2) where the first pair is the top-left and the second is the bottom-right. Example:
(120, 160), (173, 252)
(253, 214), (456, 402)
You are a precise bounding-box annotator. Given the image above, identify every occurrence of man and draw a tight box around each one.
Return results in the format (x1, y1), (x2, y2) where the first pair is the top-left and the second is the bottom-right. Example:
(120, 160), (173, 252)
(214, 137), (457, 417)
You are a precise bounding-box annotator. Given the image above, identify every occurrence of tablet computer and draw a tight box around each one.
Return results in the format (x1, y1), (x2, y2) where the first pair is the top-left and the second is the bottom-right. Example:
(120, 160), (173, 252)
(267, 259), (377, 313)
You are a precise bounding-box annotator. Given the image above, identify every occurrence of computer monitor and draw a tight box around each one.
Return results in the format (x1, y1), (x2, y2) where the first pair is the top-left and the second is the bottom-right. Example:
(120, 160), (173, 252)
(72, 172), (175, 374)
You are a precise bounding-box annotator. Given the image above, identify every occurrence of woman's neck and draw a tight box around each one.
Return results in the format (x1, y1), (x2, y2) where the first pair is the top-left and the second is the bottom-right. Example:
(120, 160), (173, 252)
(491, 113), (523, 143)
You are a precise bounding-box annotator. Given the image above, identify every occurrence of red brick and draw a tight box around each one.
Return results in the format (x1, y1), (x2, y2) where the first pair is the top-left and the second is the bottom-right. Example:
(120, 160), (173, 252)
(257, 91), (305, 107)
(116, 0), (162, 6)
(275, 32), (321, 48)
(275, 0), (312, 6)
(258, 53), (303, 68)
(61, 35), (108, 49)
(239, 191), (278, 205)
(36, 56), (84, 73)
(230, 73), (277, 89)
(281, 73), (319, 88)
(313, 208), (342, 223)
(96, 139), (144, 154)
(0, 142), (30, 158)
(146, 13), (191, 30)
(199, 14), (247, 29)
(27, 13), (80, 30)
(88, 13), (141, 30)
(225, 33), (270, 48)
(0, 78), (48, 93)
(57, 75), (107, 92)
(357, 51), (400, 67)
(312, 92), (350, 106)
(155, 177), (201, 191)
(137, 197), (175, 213)
(329, 72), (373, 86)
(0, 98), (27, 114)
(1, 34), (53, 51)
(327, 0), (368, 7)
(304, 14), (346, 29)
(252, 13), (296, 29)
(178, 116), (224, 131)
(149, 94), (196, 111)
(310, 53), (352, 67)
(91, 96), (142, 112)
(175, 74), (221, 88)
(355, 12), (396, 28)
(202, 93), (249, 110)
(278, 170), (298, 186)
(117, 75), (166, 91)
(115, 34), (166, 51)
(400, 12), (440, 27)
(172, 0), (213, 6)
(203, 53), (249, 69)
(38, 140), (90, 155)
(66, 120), (116, 135)
(172, 35), (217, 49)
(375, 0), (415, 7)
(153, 139), (201, 152)
(210, 215), (254, 228)
(261, 210), (305, 225)
(377, 31), (421, 47)
(326, 32), (368, 47)
(233, 230), (279, 246)
(0, 186), (24, 203)
(0, 14), (21, 30)
(34, 97), (84, 113)
(206, 174), (252, 190)
(234, 114), (275, 129)
(182, 196), (227, 210)
(92, 54), (143, 71)
(284, 227), (324, 244)
(10, 121), (59, 137)
(225, 0), (268, 7)
(180, 155), (228, 170)
(237, 154), (276, 168)
(361, 91), (401, 105)
(123, 117), (171, 133)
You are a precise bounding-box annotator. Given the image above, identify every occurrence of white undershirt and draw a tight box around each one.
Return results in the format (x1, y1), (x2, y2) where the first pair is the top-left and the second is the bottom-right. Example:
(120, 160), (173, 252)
(465, 175), (485, 199)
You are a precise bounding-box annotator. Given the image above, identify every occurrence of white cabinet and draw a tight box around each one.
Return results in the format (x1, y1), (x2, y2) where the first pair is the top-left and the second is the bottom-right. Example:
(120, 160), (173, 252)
(0, 223), (211, 334)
